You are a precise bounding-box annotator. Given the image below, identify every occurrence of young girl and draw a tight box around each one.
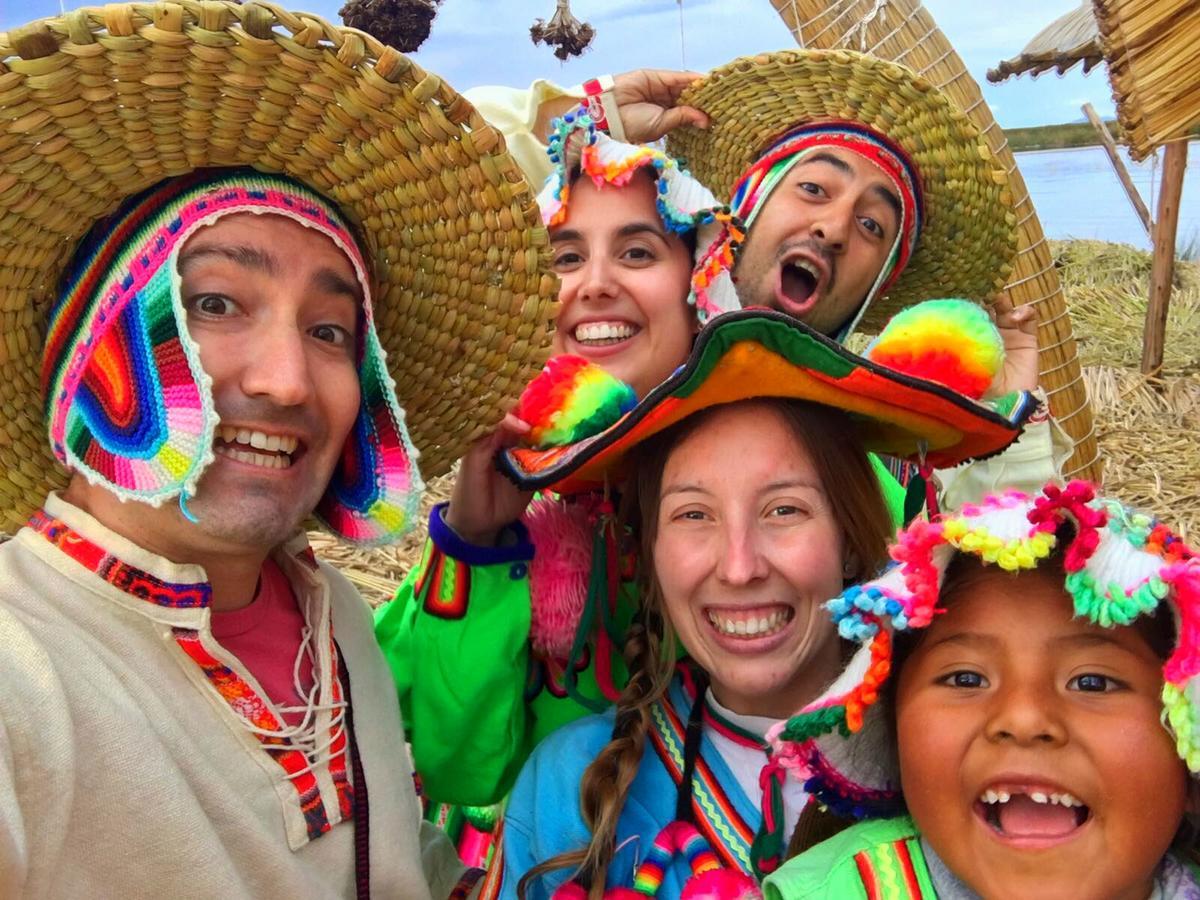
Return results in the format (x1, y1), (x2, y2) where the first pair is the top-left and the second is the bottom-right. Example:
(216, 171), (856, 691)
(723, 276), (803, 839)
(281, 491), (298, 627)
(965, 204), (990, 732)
(374, 112), (745, 811)
(491, 302), (1039, 898)
(763, 481), (1199, 899)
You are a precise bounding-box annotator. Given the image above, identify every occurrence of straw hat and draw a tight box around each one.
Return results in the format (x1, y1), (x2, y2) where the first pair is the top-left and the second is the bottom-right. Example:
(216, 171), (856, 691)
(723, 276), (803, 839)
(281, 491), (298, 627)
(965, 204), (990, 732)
(666, 50), (1017, 330)
(500, 301), (1037, 495)
(0, 1), (557, 534)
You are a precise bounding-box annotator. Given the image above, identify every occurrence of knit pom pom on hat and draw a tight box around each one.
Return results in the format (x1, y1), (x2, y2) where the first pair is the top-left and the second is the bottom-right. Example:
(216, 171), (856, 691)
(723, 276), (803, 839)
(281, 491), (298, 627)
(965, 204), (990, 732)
(515, 355), (637, 449)
(865, 299), (1003, 400)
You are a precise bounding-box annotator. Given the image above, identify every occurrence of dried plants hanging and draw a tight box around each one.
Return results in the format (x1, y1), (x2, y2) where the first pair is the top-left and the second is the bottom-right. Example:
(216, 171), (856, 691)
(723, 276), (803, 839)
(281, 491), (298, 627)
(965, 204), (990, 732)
(530, 0), (596, 61)
(339, 0), (443, 52)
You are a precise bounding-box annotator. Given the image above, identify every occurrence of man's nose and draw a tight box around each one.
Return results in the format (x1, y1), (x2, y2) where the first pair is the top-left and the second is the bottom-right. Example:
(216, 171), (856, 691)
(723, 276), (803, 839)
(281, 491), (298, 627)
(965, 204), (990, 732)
(240, 324), (313, 407)
(809, 201), (852, 250)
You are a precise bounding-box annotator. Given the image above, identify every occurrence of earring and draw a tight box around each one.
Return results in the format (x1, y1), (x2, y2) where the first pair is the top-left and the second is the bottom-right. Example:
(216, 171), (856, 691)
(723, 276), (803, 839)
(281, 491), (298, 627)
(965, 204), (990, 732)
(842, 557), (858, 580)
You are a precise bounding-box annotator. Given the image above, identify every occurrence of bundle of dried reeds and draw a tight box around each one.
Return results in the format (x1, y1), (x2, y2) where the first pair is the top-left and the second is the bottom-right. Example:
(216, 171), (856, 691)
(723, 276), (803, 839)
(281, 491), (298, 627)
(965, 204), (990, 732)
(769, 0), (1101, 483)
(988, 3), (1103, 83)
(1093, 0), (1200, 160)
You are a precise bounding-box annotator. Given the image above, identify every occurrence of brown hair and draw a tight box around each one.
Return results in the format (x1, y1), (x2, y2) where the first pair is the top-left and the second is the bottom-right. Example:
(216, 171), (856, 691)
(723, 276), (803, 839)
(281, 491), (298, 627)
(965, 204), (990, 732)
(517, 398), (894, 898)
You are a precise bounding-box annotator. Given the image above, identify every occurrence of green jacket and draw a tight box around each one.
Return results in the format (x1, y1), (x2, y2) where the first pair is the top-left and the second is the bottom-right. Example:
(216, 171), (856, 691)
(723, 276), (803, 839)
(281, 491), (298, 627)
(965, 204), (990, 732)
(374, 501), (638, 806)
(764, 817), (935, 899)
(765, 815), (1200, 899)
(376, 460), (905, 808)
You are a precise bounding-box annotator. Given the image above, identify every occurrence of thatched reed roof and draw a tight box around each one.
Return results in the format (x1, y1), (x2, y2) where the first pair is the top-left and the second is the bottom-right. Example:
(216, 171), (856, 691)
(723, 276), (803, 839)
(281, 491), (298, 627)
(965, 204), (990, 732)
(1094, 0), (1200, 160)
(987, 3), (1103, 83)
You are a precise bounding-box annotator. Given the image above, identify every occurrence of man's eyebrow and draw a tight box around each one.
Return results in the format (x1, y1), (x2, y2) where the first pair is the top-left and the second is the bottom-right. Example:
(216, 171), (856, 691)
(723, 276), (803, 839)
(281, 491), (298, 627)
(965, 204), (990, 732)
(870, 184), (903, 226)
(549, 227), (582, 242)
(312, 267), (362, 305)
(797, 151), (854, 175)
(177, 243), (279, 276)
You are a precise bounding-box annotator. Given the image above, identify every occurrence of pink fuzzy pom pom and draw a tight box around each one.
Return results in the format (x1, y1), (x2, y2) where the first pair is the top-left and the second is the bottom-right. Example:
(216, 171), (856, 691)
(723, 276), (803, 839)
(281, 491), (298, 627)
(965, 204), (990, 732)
(523, 495), (599, 659)
(680, 869), (763, 899)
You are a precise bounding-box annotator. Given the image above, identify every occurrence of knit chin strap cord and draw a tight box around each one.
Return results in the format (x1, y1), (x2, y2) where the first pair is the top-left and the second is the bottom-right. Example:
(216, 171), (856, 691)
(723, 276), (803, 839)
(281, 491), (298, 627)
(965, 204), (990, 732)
(772, 0), (1100, 482)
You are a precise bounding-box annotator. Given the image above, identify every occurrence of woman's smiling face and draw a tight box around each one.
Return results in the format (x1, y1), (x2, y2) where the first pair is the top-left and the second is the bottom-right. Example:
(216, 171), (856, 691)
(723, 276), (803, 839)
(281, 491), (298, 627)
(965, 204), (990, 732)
(652, 402), (846, 719)
(550, 171), (696, 399)
(895, 564), (1190, 900)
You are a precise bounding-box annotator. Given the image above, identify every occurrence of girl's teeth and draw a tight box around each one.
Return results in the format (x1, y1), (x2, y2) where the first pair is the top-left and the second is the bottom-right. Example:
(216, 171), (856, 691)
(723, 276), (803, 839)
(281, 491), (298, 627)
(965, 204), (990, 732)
(980, 789), (1081, 807)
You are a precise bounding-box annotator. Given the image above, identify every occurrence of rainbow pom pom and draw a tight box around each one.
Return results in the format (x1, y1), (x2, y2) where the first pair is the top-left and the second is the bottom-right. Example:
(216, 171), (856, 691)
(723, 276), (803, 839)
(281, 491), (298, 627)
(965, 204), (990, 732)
(516, 355), (637, 448)
(866, 299), (1002, 400)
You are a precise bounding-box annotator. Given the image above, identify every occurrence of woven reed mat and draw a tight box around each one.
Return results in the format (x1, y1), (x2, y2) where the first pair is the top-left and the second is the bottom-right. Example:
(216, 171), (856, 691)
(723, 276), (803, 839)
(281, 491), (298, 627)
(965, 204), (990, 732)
(0, 1), (557, 534)
(770, 0), (1101, 483)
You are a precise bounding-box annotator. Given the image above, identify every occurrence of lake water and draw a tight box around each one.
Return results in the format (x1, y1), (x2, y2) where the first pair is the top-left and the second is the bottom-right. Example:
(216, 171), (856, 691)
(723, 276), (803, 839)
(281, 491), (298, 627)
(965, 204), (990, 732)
(1014, 141), (1199, 254)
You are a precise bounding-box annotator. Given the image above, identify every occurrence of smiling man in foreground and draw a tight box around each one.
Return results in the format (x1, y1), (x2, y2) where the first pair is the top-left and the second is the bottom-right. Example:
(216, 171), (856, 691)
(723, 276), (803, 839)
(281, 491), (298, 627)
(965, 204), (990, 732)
(0, 4), (555, 896)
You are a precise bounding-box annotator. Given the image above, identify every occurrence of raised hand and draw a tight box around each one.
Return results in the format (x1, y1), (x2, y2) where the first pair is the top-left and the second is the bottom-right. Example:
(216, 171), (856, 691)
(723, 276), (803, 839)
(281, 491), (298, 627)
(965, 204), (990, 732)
(988, 295), (1040, 397)
(443, 414), (535, 547)
(611, 69), (710, 142)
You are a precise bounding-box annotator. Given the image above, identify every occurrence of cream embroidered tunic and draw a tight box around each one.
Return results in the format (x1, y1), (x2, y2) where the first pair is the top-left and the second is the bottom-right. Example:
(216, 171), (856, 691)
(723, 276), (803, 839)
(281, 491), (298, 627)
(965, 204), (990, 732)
(0, 494), (465, 899)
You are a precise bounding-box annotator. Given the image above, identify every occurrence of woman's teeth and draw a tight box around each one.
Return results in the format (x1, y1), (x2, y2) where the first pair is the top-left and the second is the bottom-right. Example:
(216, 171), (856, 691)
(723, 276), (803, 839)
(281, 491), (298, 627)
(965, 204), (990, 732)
(215, 426), (297, 469)
(706, 608), (792, 638)
(573, 322), (638, 345)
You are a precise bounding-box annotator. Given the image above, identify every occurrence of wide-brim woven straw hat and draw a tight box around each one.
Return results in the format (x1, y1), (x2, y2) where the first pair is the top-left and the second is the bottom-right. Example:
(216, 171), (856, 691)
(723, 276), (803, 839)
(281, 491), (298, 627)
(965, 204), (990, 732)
(667, 49), (1017, 331)
(0, 1), (557, 534)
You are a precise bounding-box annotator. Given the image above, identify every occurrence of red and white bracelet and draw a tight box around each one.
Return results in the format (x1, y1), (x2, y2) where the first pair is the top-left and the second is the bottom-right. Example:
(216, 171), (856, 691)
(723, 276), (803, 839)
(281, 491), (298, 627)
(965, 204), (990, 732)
(581, 75), (626, 142)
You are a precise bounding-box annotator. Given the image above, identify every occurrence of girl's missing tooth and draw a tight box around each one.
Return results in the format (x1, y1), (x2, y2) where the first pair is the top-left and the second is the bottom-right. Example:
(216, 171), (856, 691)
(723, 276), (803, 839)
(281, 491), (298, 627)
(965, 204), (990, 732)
(762, 481), (1200, 900)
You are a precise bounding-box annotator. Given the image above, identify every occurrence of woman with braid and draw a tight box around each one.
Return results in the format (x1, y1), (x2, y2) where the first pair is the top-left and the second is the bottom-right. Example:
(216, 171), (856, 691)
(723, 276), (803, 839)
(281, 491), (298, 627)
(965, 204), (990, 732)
(484, 301), (1044, 898)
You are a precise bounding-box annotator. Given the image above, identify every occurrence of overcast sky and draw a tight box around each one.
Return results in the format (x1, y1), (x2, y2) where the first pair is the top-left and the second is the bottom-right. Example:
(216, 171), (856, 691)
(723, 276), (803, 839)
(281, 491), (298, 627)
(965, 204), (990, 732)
(3, 0), (1116, 128)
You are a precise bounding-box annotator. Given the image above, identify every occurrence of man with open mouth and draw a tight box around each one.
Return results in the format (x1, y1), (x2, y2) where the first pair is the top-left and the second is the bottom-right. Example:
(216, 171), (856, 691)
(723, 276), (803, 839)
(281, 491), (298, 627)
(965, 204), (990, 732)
(0, 4), (556, 897)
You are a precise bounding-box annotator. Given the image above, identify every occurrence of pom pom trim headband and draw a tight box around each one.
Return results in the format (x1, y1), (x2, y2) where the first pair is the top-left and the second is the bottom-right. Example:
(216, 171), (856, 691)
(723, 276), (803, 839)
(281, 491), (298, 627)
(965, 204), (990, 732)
(44, 169), (423, 546)
(538, 113), (743, 323)
(767, 481), (1199, 818)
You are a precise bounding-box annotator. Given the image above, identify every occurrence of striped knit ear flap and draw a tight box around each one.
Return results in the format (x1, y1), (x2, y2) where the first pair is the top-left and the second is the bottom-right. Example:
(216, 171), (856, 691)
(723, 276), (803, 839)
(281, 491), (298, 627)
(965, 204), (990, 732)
(63, 263), (214, 503)
(314, 321), (423, 546)
(44, 174), (223, 506)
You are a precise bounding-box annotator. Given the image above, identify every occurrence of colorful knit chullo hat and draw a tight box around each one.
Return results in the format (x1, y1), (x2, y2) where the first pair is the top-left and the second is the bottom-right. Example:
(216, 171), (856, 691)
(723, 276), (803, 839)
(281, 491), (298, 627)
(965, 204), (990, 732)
(43, 168), (420, 545)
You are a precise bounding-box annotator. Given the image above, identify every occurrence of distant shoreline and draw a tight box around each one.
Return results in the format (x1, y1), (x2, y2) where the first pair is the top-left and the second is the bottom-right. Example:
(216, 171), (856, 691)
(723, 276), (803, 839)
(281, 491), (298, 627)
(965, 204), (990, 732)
(1007, 121), (1199, 153)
